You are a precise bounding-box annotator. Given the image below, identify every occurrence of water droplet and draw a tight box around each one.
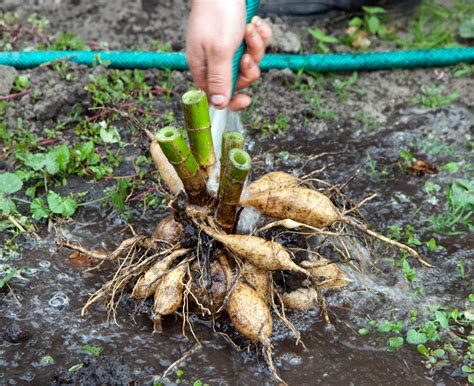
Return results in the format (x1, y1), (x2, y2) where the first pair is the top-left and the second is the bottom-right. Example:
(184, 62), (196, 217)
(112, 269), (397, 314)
(48, 292), (69, 309)
(39, 260), (51, 269)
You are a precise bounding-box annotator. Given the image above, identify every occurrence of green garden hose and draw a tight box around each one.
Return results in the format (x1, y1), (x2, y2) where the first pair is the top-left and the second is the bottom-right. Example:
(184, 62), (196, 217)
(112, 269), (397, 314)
(0, 48), (472, 73)
(231, 0), (260, 95)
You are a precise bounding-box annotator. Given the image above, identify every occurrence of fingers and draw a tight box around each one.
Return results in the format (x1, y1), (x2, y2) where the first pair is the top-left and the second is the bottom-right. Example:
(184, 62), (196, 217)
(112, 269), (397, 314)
(251, 16), (272, 47)
(235, 17), (271, 91)
(186, 47), (207, 91)
(205, 46), (233, 108)
(245, 23), (265, 64)
(236, 53), (260, 90)
(228, 93), (252, 111)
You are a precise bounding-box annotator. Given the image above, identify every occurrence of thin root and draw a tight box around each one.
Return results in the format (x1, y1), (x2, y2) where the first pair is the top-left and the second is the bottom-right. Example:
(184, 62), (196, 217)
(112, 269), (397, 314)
(61, 236), (146, 261)
(343, 194), (378, 216)
(344, 218), (433, 268)
(262, 341), (287, 386)
(159, 343), (202, 381)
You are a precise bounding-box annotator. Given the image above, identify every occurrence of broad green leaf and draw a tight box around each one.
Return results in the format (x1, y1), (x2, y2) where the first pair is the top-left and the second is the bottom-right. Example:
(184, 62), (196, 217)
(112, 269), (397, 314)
(99, 122), (121, 144)
(80, 141), (94, 162)
(407, 329), (427, 345)
(45, 153), (59, 175)
(388, 336), (404, 350)
(68, 363), (84, 372)
(47, 191), (78, 217)
(40, 355), (55, 365)
(80, 344), (102, 357)
(0, 266), (17, 287)
(417, 344), (428, 356)
(424, 181), (441, 194)
(14, 75), (30, 89)
(434, 310), (449, 329)
(0, 197), (16, 215)
(309, 28), (338, 43)
(421, 321), (439, 341)
(377, 321), (402, 333)
(52, 145), (71, 172)
(442, 162), (460, 173)
(449, 180), (474, 210)
(23, 152), (46, 171)
(462, 365), (473, 373)
(362, 6), (386, 15)
(349, 17), (362, 27)
(399, 149), (414, 165)
(358, 328), (369, 336)
(89, 164), (112, 180)
(459, 19), (474, 39)
(378, 320), (392, 333)
(426, 238), (437, 251)
(0, 172), (23, 194)
(368, 16), (380, 34)
(30, 198), (50, 220)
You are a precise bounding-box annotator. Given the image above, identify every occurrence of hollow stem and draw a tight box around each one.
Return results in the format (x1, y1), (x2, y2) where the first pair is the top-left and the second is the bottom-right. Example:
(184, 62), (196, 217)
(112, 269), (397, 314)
(220, 131), (244, 181)
(182, 90), (215, 177)
(215, 148), (251, 232)
(156, 126), (209, 205)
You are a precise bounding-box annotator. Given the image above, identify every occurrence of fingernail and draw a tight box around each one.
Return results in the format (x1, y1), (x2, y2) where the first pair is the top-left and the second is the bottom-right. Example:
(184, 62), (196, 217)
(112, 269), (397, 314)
(252, 16), (262, 27)
(211, 94), (226, 105)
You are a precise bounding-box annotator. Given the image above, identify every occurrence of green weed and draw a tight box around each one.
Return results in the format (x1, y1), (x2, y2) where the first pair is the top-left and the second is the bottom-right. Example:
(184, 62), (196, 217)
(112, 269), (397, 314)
(359, 294), (474, 377)
(331, 72), (358, 102)
(50, 32), (89, 51)
(308, 28), (339, 53)
(251, 114), (289, 138)
(309, 93), (337, 120)
(364, 151), (391, 181)
(411, 85), (460, 108)
(426, 179), (473, 234)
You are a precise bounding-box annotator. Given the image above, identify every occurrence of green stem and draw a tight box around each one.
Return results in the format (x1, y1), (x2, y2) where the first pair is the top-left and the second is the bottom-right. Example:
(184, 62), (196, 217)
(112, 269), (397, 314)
(215, 149), (251, 232)
(220, 132), (244, 182)
(78, 195), (109, 207)
(8, 215), (27, 233)
(156, 126), (209, 205)
(11, 197), (32, 204)
(182, 90), (215, 177)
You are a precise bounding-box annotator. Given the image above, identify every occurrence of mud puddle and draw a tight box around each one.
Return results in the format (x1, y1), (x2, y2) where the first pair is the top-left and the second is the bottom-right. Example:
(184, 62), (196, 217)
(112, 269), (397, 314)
(1, 103), (471, 385)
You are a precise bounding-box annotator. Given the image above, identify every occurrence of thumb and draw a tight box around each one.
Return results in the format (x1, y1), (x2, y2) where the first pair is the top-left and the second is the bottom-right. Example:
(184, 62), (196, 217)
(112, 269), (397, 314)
(206, 52), (233, 109)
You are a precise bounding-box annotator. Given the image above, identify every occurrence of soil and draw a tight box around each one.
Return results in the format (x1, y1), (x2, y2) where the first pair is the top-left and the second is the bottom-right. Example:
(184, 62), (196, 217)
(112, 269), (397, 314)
(0, 0), (473, 385)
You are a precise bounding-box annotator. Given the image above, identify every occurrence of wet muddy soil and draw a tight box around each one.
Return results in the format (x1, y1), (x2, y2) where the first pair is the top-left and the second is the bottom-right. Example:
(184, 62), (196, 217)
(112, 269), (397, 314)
(1, 0), (473, 385)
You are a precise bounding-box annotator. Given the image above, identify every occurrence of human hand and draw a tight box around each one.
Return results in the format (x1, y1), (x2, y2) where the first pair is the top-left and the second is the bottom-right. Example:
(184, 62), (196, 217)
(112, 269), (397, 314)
(186, 0), (272, 111)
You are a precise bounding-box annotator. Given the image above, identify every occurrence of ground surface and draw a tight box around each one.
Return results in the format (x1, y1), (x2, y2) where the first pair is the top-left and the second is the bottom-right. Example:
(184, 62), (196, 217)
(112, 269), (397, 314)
(0, 0), (473, 385)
